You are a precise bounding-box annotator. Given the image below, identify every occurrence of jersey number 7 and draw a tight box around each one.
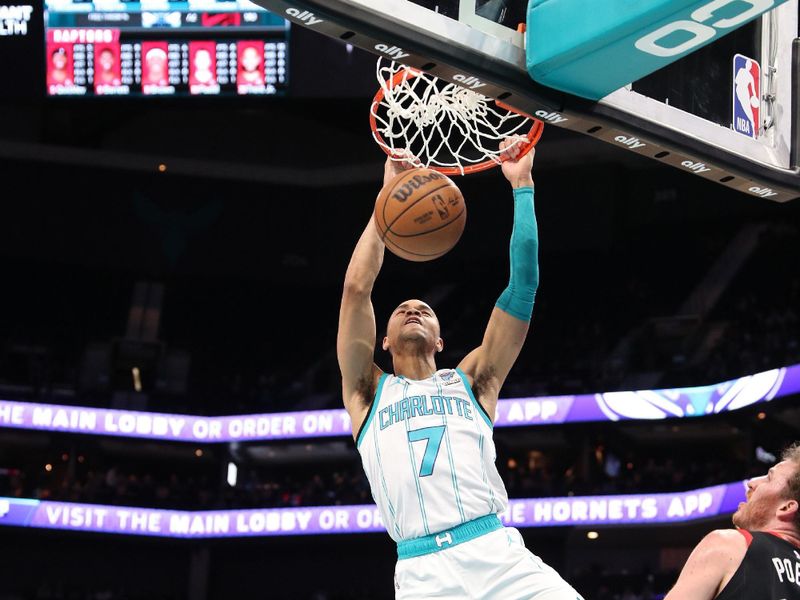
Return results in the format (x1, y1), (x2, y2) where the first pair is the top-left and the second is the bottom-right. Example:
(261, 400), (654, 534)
(408, 425), (446, 477)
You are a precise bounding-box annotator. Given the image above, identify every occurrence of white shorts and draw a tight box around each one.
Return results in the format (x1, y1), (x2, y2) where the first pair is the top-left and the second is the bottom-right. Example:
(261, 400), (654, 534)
(394, 527), (583, 600)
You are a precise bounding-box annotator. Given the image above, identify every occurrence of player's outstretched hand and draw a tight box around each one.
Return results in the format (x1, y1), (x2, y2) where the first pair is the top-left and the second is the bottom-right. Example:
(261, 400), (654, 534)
(383, 149), (419, 188)
(500, 136), (535, 189)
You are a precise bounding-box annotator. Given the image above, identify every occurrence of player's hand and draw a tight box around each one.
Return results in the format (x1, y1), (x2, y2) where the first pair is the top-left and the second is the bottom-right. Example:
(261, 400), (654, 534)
(383, 149), (419, 188)
(500, 136), (535, 189)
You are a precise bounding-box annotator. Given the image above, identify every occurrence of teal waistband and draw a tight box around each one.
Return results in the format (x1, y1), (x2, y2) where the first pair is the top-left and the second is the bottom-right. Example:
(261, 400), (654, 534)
(396, 514), (503, 560)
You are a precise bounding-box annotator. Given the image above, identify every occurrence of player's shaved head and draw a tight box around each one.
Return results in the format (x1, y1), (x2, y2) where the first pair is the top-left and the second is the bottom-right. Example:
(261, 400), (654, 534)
(383, 299), (442, 357)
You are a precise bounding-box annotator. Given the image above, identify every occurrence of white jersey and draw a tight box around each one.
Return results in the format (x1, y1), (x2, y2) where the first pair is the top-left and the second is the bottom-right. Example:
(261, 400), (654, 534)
(356, 368), (508, 542)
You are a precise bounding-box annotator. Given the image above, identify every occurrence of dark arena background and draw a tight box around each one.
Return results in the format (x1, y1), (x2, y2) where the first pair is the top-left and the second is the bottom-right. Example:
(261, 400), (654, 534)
(1, 1), (800, 599)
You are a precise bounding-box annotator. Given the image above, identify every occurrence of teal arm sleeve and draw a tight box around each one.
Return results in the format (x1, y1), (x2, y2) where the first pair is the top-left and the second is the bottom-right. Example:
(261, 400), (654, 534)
(495, 187), (539, 321)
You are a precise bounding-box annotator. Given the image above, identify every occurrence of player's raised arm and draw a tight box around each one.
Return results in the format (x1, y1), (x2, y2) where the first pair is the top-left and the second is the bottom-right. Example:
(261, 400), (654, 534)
(337, 154), (414, 435)
(458, 137), (538, 416)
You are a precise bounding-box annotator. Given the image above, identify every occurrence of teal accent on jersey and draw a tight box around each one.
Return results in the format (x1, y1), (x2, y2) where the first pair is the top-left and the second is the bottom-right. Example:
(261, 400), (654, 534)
(477, 428), (496, 513)
(496, 187), (538, 322)
(456, 368), (493, 428)
(407, 425), (446, 477)
(463, 367), (497, 513)
(404, 383), (431, 535)
(356, 373), (388, 448)
(442, 419), (467, 523)
(373, 417), (402, 539)
(438, 378), (466, 523)
(396, 514), (503, 559)
(526, 0), (788, 100)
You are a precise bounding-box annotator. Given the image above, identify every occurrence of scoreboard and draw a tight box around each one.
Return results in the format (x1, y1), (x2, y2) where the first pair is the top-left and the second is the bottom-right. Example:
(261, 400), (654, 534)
(43, 0), (288, 96)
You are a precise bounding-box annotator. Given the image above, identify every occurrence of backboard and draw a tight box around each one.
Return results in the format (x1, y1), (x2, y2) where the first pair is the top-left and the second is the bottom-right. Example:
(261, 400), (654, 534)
(248, 0), (799, 202)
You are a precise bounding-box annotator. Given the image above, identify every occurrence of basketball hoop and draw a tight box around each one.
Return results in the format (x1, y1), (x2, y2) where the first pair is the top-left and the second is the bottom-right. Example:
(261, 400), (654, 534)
(370, 59), (544, 176)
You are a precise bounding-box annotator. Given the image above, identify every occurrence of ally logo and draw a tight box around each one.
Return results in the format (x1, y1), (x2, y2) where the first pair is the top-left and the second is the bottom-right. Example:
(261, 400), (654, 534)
(285, 7), (323, 26)
(375, 44), (408, 60)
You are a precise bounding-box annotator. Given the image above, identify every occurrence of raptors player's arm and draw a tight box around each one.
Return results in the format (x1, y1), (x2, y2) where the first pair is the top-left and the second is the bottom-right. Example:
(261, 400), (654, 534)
(663, 529), (748, 600)
(338, 152), (416, 439)
(458, 137), (537, 419)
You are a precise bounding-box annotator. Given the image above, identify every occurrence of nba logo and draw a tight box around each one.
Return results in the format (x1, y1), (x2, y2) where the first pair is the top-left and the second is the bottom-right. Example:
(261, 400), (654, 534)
(732, 54), (760, 139)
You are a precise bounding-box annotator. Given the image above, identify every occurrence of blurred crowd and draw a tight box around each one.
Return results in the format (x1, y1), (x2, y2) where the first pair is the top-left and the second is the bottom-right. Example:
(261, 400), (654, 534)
(2, 224), (798, 416)
(499, 444), (749, 499)
(0, 578), (675, 600)
(571, 568), (674, 600)
(0, 433), (770, 511)
(0, 562), (681, 600)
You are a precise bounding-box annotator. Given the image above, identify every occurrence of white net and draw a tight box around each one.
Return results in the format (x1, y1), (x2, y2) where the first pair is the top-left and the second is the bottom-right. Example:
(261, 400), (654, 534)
(370, 59), (538, 175)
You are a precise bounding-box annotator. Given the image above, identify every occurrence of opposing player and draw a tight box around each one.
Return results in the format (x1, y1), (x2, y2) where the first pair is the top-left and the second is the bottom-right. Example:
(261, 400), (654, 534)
(664, 442), (800, 600)
(337, 138), (583, 599)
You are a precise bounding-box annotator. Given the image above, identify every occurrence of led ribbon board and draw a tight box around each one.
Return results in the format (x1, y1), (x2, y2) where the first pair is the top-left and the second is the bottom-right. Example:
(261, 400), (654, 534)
(527, 0), (790, 100)
(0, 481), (747, 537)
(0, 365), (796, 442)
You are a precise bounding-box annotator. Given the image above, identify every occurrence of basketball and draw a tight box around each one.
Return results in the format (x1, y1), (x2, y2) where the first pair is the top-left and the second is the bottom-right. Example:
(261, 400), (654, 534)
(374, 167), (466, 262)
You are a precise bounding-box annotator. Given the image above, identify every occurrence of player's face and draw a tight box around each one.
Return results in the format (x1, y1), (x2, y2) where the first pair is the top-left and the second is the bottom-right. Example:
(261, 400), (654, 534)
(52, 51), (67, 69)
(384, 300), (442, 354)
(194, 49), (212, 70)
(146, 53), (166, 81)
(732, 460), (798, 529)
(241, 47), (261, 71)
(99, 49), (115, 70)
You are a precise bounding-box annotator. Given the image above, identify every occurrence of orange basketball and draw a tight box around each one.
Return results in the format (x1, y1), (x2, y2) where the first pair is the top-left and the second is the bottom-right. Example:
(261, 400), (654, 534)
(374, 167), (466, 262)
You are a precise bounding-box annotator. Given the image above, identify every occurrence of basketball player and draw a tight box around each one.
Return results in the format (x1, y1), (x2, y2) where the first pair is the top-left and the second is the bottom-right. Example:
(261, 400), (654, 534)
(49, 47), (71, 86)
(238, 45), (264, 86)
(96, 48), (120, 86)
(664, 442), (800, 600)
(337, 138), (583, 599)
(143, 47), (168, 87)
(191, 48), (215, 85)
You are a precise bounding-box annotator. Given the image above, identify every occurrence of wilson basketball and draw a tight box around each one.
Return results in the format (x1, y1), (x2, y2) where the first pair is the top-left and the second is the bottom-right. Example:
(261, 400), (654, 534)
(374, 168), (466, 262)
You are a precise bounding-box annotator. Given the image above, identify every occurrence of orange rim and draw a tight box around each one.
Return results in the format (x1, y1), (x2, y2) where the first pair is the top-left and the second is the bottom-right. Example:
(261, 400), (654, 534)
(370, 67), (544, 175)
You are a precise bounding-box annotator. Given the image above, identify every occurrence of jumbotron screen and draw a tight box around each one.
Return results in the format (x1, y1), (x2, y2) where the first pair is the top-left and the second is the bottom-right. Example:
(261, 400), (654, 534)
(44, 0), (288, 97)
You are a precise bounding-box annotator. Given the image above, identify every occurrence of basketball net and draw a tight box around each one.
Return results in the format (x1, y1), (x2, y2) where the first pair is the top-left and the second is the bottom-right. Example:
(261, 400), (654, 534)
(370, 59), (543, 175)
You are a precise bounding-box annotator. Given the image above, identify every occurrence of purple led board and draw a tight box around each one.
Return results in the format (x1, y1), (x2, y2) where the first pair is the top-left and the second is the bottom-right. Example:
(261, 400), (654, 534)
(0, 365), (796, 442)
(0, 481), (746, 538)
